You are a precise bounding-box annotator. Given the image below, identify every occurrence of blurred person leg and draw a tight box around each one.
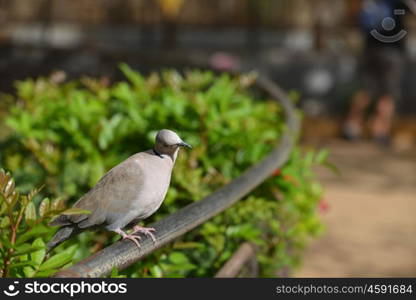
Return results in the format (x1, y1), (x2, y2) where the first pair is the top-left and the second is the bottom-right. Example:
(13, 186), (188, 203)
(344, 45), (403, 144)
(343, 90), (371, 140)
(369, 47), (403, 144)
(370, 94), (395, 144)
(343, 46), (378, 140)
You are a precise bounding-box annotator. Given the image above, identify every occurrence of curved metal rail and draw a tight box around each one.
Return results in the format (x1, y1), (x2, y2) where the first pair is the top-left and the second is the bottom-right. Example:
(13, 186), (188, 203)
(53, 75), (300, 278)
(215, 242), (258, 278)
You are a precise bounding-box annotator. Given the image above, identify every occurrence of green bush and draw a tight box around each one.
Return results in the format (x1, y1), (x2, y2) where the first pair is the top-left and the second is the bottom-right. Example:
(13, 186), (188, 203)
(0, 65), (327, 277)
(0, 169), (92, 277)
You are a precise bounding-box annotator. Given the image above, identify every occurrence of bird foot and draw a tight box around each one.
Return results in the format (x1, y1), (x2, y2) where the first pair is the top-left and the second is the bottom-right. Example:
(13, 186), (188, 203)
(115, 228), (142, 248)
(132, 226), (156, 243)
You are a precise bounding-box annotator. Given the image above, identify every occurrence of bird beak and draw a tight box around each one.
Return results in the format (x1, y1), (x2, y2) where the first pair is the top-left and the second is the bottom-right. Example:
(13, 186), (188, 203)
(177, 141), (192, 149)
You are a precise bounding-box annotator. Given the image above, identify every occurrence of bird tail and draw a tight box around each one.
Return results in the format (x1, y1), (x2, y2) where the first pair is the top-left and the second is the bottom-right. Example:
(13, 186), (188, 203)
(46, 226), (77, 252)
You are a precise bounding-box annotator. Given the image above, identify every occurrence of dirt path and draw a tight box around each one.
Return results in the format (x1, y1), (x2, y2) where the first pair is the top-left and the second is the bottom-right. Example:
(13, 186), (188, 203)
(296, 140), (416, 277)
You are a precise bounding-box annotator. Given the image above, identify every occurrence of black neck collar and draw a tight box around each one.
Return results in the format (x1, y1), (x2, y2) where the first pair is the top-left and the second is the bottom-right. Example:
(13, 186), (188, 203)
(153, 148), (164, 158)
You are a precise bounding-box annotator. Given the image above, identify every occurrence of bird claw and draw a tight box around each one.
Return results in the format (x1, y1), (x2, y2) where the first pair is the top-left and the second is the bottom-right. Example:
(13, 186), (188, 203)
(115, 228), (142, 248)
(123, 234), (142, 248)
(132, 226), (157, 243)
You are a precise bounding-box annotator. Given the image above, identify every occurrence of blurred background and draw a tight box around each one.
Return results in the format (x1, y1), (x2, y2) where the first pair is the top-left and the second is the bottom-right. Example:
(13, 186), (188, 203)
(0, 0), (415, 277)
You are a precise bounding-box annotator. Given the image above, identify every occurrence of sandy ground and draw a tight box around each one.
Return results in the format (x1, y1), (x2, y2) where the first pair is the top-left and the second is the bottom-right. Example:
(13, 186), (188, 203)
(296, 140), (416, 277)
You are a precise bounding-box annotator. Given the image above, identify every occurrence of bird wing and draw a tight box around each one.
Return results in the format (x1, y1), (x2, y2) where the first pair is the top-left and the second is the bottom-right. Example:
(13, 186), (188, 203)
(52, 154), (144, 228)
(49, 170), (115, 227)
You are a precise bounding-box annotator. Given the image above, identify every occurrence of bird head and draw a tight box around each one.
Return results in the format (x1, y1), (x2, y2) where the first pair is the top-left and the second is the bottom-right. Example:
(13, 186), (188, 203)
(154, 129), (191, 159)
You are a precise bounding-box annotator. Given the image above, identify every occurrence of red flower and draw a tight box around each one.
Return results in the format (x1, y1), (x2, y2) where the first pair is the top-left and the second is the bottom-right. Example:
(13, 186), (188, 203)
(318, 199), (329, 213)
(272, 169), (281, 177)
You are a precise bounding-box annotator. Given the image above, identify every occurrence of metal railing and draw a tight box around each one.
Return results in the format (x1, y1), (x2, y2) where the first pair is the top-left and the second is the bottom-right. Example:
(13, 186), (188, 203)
(215, 242), (258, 278)
(53, 75), (300, 278)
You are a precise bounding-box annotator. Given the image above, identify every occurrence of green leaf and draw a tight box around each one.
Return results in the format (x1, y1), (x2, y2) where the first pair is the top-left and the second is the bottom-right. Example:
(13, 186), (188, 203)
(60, 208), (91, 215)
(24, 202), (37, 224)
(51, 198), (65, 211)
(35, 269), (58, 277)
(9, 261), (38, 269)
(163, 262), (197, 273)
(0, 216), (10, 228)
(16, 225), (50, 245)
(30, 238), (46, 266)
(24, 267), (35, 277)
(3, 177), (15, 198)
(323, 161), (340, 175)
(169, 252), (189, 264)
(110, 267), (126, 278)
(315, 149), (329, 164)
(0, 235), (13, 249)
(38, 245), (77, 271)
(173, 242), (205, 249)
(119, 63), (145, 87)
(39, 198), (50, 217)
(11, 243), (45, 257)
(0, 202), (7, 214)
(149, 265), (163, 278)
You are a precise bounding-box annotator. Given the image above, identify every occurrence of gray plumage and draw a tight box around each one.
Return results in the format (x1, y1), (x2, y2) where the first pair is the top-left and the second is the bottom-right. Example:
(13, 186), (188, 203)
(47, 129), (191, 251)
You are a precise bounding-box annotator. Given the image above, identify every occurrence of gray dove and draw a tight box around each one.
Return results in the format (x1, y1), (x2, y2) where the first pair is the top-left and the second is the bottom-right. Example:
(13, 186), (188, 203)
(47, 129), (191, 251)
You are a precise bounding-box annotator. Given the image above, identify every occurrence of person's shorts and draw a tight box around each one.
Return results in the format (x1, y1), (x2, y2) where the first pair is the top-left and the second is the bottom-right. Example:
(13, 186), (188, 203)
(361, 46), (404, 100)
